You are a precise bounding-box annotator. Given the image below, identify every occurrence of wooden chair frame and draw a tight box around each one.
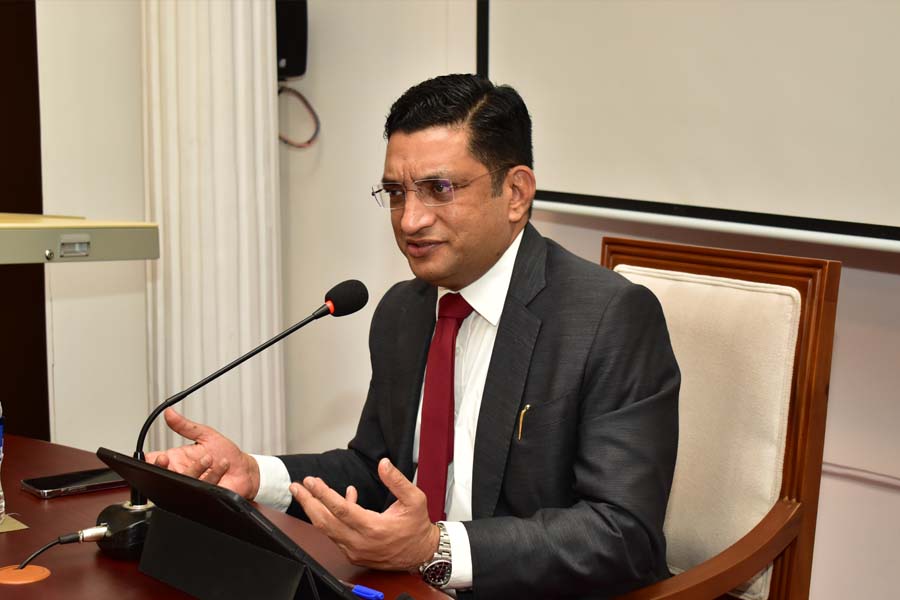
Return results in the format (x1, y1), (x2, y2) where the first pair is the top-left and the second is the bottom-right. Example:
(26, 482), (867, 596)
(601, 237), (841, 600)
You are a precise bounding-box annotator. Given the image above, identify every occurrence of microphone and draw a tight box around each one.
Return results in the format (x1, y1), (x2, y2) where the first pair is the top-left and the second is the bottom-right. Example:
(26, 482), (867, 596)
(96, 280), (368, 560)
(322, 278), (368, 317)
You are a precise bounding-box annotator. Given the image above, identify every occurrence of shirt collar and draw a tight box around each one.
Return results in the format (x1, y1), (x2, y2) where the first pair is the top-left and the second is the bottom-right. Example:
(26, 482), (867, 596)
(436, 228), (525, 327)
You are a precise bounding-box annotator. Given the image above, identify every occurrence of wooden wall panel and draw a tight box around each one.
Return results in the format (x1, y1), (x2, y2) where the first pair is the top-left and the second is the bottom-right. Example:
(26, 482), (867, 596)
(0, 0), (50, 440)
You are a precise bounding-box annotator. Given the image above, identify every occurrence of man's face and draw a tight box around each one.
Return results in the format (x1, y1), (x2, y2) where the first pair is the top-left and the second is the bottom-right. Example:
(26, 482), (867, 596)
(383, 126), (520, 290)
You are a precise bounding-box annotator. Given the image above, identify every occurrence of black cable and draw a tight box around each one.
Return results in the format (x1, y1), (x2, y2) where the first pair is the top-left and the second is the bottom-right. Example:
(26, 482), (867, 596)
(17, 526), (107, 569)
(18, 538), (61, 569)
(278, 85), (320, 148)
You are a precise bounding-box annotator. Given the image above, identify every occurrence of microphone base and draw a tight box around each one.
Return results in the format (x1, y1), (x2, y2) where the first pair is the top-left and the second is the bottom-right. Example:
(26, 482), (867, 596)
(96, 500), (154, 561)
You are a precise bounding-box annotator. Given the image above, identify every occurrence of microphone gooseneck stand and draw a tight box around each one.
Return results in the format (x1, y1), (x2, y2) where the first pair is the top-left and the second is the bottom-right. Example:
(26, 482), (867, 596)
(96, 280), (369, 560)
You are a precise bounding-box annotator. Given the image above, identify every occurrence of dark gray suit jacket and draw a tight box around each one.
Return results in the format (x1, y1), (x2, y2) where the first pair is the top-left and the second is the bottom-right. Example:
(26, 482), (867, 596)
(280, 224), (679, 599)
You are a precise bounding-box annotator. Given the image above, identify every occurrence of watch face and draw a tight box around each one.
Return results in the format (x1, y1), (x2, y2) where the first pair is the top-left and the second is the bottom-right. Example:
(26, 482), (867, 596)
(423, 558), (452, 587)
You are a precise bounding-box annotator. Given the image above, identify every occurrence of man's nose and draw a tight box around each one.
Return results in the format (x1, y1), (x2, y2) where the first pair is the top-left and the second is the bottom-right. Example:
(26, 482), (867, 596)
(398, 189), (435, 233)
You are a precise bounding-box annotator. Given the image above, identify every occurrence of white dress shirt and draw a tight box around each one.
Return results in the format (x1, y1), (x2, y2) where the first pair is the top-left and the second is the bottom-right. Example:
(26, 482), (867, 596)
(253, 229), (524, 590)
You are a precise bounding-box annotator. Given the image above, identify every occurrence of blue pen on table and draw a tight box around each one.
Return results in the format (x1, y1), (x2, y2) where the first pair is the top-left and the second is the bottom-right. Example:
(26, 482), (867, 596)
(339, 579), (384, 600)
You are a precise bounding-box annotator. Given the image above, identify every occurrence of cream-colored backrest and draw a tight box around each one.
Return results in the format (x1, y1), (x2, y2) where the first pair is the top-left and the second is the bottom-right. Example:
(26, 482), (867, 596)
(614, 264), (801, 600)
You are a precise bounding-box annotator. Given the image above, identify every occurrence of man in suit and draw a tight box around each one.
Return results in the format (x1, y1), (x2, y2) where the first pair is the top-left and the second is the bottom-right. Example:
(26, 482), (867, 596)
(150, 74), (679, 598)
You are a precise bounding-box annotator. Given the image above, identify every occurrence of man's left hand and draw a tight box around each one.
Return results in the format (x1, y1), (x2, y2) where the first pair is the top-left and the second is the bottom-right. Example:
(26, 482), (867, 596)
(289, 457), (440, 571)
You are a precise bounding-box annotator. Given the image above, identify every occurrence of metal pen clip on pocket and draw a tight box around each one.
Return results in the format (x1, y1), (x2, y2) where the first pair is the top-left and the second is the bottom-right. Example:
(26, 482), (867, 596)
(517, 404), (531, 441)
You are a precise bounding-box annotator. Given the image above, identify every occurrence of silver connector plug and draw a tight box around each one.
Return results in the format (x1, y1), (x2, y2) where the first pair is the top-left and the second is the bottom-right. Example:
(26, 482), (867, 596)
(79, 525), (110, 542)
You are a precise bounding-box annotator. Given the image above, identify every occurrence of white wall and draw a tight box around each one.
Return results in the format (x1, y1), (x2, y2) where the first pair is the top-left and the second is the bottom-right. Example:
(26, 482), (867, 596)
(35, 0), (149, 452)
(279, 2), (899, 598)
(279, 0), (476, 452)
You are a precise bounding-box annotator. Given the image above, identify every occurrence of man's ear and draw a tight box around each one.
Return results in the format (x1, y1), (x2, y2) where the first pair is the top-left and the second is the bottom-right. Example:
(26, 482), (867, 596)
(506, 165), (536, 223)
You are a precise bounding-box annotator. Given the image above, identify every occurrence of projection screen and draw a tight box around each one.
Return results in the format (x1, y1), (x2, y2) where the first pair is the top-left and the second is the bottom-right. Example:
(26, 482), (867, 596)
(487, 0), (900, 243)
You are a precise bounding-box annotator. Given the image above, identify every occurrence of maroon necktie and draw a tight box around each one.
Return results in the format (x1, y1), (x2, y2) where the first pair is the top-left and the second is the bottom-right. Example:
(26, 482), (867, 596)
(418, 293), (474, 522)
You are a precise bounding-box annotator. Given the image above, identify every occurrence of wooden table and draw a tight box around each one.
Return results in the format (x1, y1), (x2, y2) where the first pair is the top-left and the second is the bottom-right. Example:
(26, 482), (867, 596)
(0, 435), (444, 599)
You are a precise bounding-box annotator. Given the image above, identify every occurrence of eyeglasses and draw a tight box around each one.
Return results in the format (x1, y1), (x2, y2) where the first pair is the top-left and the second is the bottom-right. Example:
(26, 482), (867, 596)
(371, 167), (508, 210)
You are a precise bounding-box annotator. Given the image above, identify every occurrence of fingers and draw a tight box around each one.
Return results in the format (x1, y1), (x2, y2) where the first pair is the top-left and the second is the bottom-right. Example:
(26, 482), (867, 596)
(178, 453), (212, 478)
(290, 478), (366, 535)
(305, 477), (358, 522)
(155, 449), (211, 479)
(345, 485), (358, 504)
(290, 480), (343, 533)
(289, 482), (303, 498)
(377, 458), (420, 504)
(199, 457), (230, 485)
(163, 408), (214, 443)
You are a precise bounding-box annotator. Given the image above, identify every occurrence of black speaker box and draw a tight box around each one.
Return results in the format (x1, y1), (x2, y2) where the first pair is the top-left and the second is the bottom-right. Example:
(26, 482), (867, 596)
(276, 0), (308, 80)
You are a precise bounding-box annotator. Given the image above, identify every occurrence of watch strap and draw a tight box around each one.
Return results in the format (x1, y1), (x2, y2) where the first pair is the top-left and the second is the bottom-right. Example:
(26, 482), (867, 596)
(419, 522), (452, 587)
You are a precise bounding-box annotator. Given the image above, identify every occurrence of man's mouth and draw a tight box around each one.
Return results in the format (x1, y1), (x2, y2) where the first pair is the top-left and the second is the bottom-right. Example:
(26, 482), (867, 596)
(405, 239), (441, 258)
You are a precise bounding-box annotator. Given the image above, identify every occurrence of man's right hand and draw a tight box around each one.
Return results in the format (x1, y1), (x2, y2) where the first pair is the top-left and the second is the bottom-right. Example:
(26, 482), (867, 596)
(145, 408), (261, 500)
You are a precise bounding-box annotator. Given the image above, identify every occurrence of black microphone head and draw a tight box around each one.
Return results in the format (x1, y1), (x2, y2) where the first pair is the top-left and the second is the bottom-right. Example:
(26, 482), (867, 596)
(324, 279), (368, 316)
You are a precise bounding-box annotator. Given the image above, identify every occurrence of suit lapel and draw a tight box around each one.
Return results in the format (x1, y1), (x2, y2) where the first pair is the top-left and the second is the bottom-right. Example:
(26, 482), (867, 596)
(390, 282), (436, 479)
(471, 224), (546, 518)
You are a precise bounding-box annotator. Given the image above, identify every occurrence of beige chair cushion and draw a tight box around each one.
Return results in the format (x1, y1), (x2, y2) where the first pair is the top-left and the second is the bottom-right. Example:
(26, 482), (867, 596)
(614, 264), (801, 600)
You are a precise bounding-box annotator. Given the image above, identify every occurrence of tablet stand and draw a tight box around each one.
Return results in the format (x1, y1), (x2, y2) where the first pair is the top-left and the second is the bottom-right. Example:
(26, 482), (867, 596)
(140, 507), (350, 600)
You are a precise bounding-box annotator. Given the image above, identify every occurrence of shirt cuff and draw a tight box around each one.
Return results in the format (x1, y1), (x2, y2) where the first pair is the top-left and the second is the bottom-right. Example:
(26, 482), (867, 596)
(441, 520), (473, 590)
(250, 454), (293, 512)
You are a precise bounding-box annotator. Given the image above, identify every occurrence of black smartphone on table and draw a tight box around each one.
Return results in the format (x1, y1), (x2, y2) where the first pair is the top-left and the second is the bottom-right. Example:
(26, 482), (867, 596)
(21, 467), (128, 498)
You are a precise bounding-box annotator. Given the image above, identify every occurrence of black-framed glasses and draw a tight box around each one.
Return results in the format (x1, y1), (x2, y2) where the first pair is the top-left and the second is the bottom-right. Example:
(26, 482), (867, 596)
(370, 167), (508, 210)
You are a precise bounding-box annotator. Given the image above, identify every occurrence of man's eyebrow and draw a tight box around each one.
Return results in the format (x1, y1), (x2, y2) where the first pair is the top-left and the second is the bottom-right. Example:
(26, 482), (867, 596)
(402, 169), (452, 182)
(381, 170), (449, 184)
(416, 170), (449, 180)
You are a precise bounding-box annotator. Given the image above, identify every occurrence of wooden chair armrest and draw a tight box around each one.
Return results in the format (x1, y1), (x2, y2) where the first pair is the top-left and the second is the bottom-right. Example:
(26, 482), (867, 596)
(616, 499), (803, 600)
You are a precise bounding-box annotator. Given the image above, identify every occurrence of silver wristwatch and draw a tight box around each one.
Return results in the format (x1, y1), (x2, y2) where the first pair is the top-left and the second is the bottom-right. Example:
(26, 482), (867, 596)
(419, 522), (452, 587)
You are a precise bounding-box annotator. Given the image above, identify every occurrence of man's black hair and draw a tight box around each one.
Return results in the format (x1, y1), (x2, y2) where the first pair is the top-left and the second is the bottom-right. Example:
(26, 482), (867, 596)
(384, 74), (533, 196)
